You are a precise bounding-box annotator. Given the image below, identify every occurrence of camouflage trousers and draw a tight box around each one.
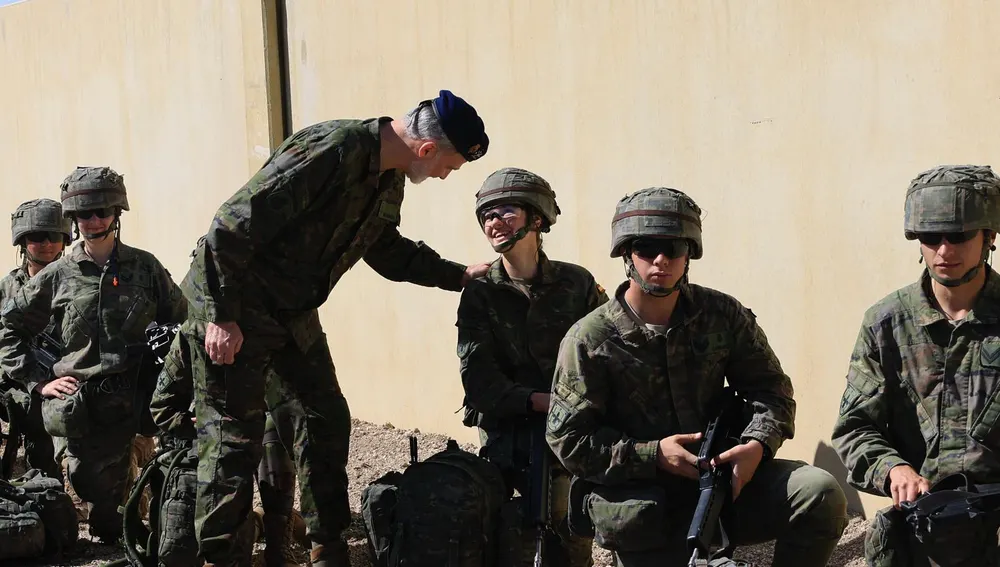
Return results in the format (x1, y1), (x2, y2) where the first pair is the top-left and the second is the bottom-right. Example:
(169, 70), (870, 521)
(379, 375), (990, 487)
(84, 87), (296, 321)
(59, 382), (137, 542)
(613, 459), (848, 567)
(0, 378), (60, 480)
(506, 471), (594, 567)
(184, 319), (351, 566)
(865, 505), (1000, 567)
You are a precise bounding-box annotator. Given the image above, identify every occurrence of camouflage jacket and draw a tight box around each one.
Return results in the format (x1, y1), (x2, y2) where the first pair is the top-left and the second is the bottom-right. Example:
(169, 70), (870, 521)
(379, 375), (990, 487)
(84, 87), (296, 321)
(0, 266), (29, 305)
(546, 281), (796, 485)
(833, 269), (1000, 496)
(457, 253), (608, 429)
(180, 117), (466, 334)
(0, 241), (187, 392)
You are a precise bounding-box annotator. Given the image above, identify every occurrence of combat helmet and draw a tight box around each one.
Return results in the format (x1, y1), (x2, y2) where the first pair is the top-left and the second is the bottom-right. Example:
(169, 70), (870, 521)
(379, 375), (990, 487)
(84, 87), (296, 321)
(611, 187), (703, 296)
(475, 167), (560, 252)
(904, 164), (1000, 287)
(11, 198), (72, 246)
(59, 166), (129, 215)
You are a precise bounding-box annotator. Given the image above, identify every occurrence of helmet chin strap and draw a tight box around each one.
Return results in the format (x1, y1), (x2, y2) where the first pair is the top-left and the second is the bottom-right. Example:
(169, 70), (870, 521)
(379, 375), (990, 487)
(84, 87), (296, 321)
(491, 227), (531, 253)
(926, 238), (992, 288)
(80, 216), (119, 241)
(625, 256), (687, 297)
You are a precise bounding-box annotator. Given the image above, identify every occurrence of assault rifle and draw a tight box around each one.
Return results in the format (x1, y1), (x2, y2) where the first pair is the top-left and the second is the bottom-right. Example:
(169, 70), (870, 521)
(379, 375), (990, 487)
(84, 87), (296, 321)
(686, 388), (746, 567)
(526, 418), (551, 567)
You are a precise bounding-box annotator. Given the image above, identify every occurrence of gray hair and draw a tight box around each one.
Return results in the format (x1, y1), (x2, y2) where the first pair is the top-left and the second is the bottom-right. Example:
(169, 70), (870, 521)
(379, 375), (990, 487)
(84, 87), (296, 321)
(403, 102), (455, 151)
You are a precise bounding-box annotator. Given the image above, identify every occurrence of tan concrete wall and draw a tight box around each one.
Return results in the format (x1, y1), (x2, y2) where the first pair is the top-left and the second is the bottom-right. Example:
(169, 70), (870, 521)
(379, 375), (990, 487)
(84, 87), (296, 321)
(0, 0), (275, 280)
(284, 1), (1000, 516)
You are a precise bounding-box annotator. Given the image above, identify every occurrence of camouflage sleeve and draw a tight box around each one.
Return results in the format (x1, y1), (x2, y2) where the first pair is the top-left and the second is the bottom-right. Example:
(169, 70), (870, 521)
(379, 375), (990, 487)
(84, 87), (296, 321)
(831, 325), (904, 497)
(152, 260), (187, 325)
(149, 323), (196, 440)
(363, 226), (466, 292)
(0, 272), (56, 392)
(546, 334), (660, 485)
(202, 130), (344, 322)
(725, 305), (796, 459)
(456, 286), (536, 418)
(588, 279), (610, 311)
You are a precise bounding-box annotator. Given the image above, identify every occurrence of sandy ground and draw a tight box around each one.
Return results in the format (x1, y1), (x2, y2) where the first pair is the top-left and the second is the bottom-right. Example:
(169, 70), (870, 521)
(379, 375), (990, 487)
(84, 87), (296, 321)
(3, 419), (867, 567)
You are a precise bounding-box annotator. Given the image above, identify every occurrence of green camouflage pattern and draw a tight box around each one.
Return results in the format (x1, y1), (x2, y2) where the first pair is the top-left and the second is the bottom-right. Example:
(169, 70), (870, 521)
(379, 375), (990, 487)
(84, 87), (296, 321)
(547, 281), (794, 482)
(59, 166), (129, 213)
(179, 117), (465, 327)
(0, 267), (59, 480)
(610, 187), (703, 259)
(833, 269), (1000, 496)
(904, 164), (1000, 238)
(474, 167), (560, 230)
(10, 199), (72, 245)
(457, 252), (608, 424)
(180, 116), (471, 564)
(0, 241), (187, 392)
(0, 240), (185, 540)
(456, 252), (605, 567)
(548, 283), (845, 566)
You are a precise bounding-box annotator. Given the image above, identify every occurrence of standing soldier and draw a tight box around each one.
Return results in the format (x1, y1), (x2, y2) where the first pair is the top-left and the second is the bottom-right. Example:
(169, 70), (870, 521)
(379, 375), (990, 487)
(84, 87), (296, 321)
(177, 90), (490, 567)
(833, 165), (1000, 566)
(0, 198), (71, 481)
(0, 167), (187, 543)
(457, 168), (607, 566)
(546, 187), (847, 567)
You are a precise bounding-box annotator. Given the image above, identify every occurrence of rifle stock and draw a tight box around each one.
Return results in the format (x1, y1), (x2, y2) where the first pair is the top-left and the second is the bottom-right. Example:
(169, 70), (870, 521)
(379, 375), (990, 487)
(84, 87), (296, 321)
(686, 388), (745, 567)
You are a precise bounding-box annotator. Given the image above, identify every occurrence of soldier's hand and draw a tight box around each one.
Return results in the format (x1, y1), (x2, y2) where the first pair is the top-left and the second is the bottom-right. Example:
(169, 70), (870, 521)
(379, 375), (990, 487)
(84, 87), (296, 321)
(461, 263), (491, 287)
(205, 321), (244, 365)
(529, 392), (551, 413)
(712, 439), (765, 500)
(656, 432), (702, 479)
(38, 376), (79, 400)
(888, 464), (930, 508)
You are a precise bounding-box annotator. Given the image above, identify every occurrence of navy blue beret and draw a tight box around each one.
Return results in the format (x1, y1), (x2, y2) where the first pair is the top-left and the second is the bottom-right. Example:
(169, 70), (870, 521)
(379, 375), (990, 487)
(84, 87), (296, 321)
(432, 90), (489, 162)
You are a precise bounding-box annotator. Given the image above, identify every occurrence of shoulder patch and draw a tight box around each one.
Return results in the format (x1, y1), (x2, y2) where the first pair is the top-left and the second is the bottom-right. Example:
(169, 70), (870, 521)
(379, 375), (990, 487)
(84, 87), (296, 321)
(547, 398), (572, 432)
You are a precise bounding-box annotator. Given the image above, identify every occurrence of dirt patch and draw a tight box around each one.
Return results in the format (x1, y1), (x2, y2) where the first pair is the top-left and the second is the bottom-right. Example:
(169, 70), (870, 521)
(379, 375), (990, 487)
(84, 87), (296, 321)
(5, 418), (867, 566)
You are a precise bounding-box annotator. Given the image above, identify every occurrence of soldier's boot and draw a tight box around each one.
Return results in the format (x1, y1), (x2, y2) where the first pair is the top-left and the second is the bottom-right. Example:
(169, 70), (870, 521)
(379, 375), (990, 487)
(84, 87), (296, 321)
(254, 506), (308, 567)
(309, 541), (350, 567)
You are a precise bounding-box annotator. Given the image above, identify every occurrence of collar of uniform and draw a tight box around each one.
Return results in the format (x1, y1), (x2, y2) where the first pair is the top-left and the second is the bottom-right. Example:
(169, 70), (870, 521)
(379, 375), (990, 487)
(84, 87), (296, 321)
(966, 267), (1000, 324)
(609, 281), (652, 346)
(485, 251), (558, 287)
(366, 116), (394, 177)
(608, 280), (702, 345)
(65, 240), (137, 266)
(13, 265), (29, 285)
(908, 267), (1000, 326)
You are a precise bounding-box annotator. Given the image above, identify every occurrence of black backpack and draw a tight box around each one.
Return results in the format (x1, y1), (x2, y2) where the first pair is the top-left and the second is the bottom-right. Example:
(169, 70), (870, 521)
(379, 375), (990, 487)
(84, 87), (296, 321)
(0, 468), (78, 561)
(361, 437), (506, 567)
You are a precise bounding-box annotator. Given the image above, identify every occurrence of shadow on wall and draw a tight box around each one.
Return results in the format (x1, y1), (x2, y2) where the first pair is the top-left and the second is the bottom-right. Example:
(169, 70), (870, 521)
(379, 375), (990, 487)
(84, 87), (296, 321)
(813, 440), (866, 519)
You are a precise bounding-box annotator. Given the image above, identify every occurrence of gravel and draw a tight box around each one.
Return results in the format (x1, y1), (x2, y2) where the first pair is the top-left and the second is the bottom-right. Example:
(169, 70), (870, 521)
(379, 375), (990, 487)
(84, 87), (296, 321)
(4, 418), (866, 567)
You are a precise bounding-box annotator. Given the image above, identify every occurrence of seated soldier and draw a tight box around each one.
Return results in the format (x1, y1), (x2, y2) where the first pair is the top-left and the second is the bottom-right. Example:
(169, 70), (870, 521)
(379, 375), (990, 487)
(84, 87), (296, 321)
(546, 187), (848, 567)
(457, 167), (608, 566)
(833, 165), (1000, 567)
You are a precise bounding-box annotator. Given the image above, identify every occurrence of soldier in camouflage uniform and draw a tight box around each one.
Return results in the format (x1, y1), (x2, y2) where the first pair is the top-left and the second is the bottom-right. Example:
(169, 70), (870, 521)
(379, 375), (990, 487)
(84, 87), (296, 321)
(457, 167), (607, 567)
(177, 90), (490, 567)
(833, 165), (1000, 567)
(0, 167), (187, 542)
(0, 198), (71, 481)
(546, 187), (847, 567)
(150, 321), (308, 566)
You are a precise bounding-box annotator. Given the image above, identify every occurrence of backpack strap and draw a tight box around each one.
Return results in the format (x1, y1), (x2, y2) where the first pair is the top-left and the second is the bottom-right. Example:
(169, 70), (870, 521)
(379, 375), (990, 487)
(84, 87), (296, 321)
(121, 445), (184, 567)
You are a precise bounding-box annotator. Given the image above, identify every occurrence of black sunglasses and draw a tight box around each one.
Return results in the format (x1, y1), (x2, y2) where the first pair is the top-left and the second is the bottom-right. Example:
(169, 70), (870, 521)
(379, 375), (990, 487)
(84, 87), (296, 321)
(631, 238), (690, 260)
(916, 230), (980, 246)
(24, 232), (64, 244)
(74, 208), (114, 220)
